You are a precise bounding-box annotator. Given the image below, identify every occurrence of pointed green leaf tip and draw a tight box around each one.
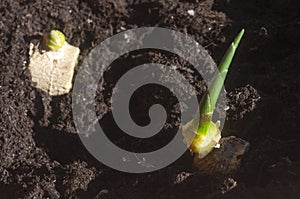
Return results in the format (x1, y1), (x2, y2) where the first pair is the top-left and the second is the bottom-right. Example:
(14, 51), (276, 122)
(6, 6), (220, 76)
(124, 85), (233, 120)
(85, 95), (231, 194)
(233, 29), (245, 48)
(200, 29), (245, 116)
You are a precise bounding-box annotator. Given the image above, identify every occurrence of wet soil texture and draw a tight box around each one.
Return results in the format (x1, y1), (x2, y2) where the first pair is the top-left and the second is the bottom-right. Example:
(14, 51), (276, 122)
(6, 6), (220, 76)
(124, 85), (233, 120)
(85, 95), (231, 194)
(0, 0), (300, 198)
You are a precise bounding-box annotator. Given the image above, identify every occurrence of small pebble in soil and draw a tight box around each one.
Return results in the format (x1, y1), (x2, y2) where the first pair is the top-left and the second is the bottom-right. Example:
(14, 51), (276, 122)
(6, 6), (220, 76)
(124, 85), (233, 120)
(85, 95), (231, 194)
(174, 172), (193, 184)
(87, 18), (93, 24)
(187, 9), (195, 16)
(221, 178), (237, 194)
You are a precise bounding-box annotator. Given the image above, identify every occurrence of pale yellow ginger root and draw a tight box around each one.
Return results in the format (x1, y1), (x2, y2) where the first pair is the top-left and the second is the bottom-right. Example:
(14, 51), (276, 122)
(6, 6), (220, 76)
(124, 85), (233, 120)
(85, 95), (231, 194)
(29, 31), (80, 96)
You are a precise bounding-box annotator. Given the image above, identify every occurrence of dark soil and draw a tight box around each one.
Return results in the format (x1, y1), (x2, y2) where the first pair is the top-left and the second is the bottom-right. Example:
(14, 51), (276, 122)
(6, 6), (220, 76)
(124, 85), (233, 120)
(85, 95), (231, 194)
(1, 0), (300, 198)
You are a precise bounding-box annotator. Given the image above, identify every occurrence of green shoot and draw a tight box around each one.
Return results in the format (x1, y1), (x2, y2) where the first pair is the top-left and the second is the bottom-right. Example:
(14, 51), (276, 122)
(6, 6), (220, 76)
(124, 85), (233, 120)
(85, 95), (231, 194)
(43, 30), (66, 51)
(183, 29), (245, 158)
(201, 29), (245, 116)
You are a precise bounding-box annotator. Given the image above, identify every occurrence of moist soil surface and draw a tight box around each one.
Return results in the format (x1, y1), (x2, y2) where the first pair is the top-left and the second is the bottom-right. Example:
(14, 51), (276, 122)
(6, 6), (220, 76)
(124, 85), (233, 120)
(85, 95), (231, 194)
(1, 0), (300, 198)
